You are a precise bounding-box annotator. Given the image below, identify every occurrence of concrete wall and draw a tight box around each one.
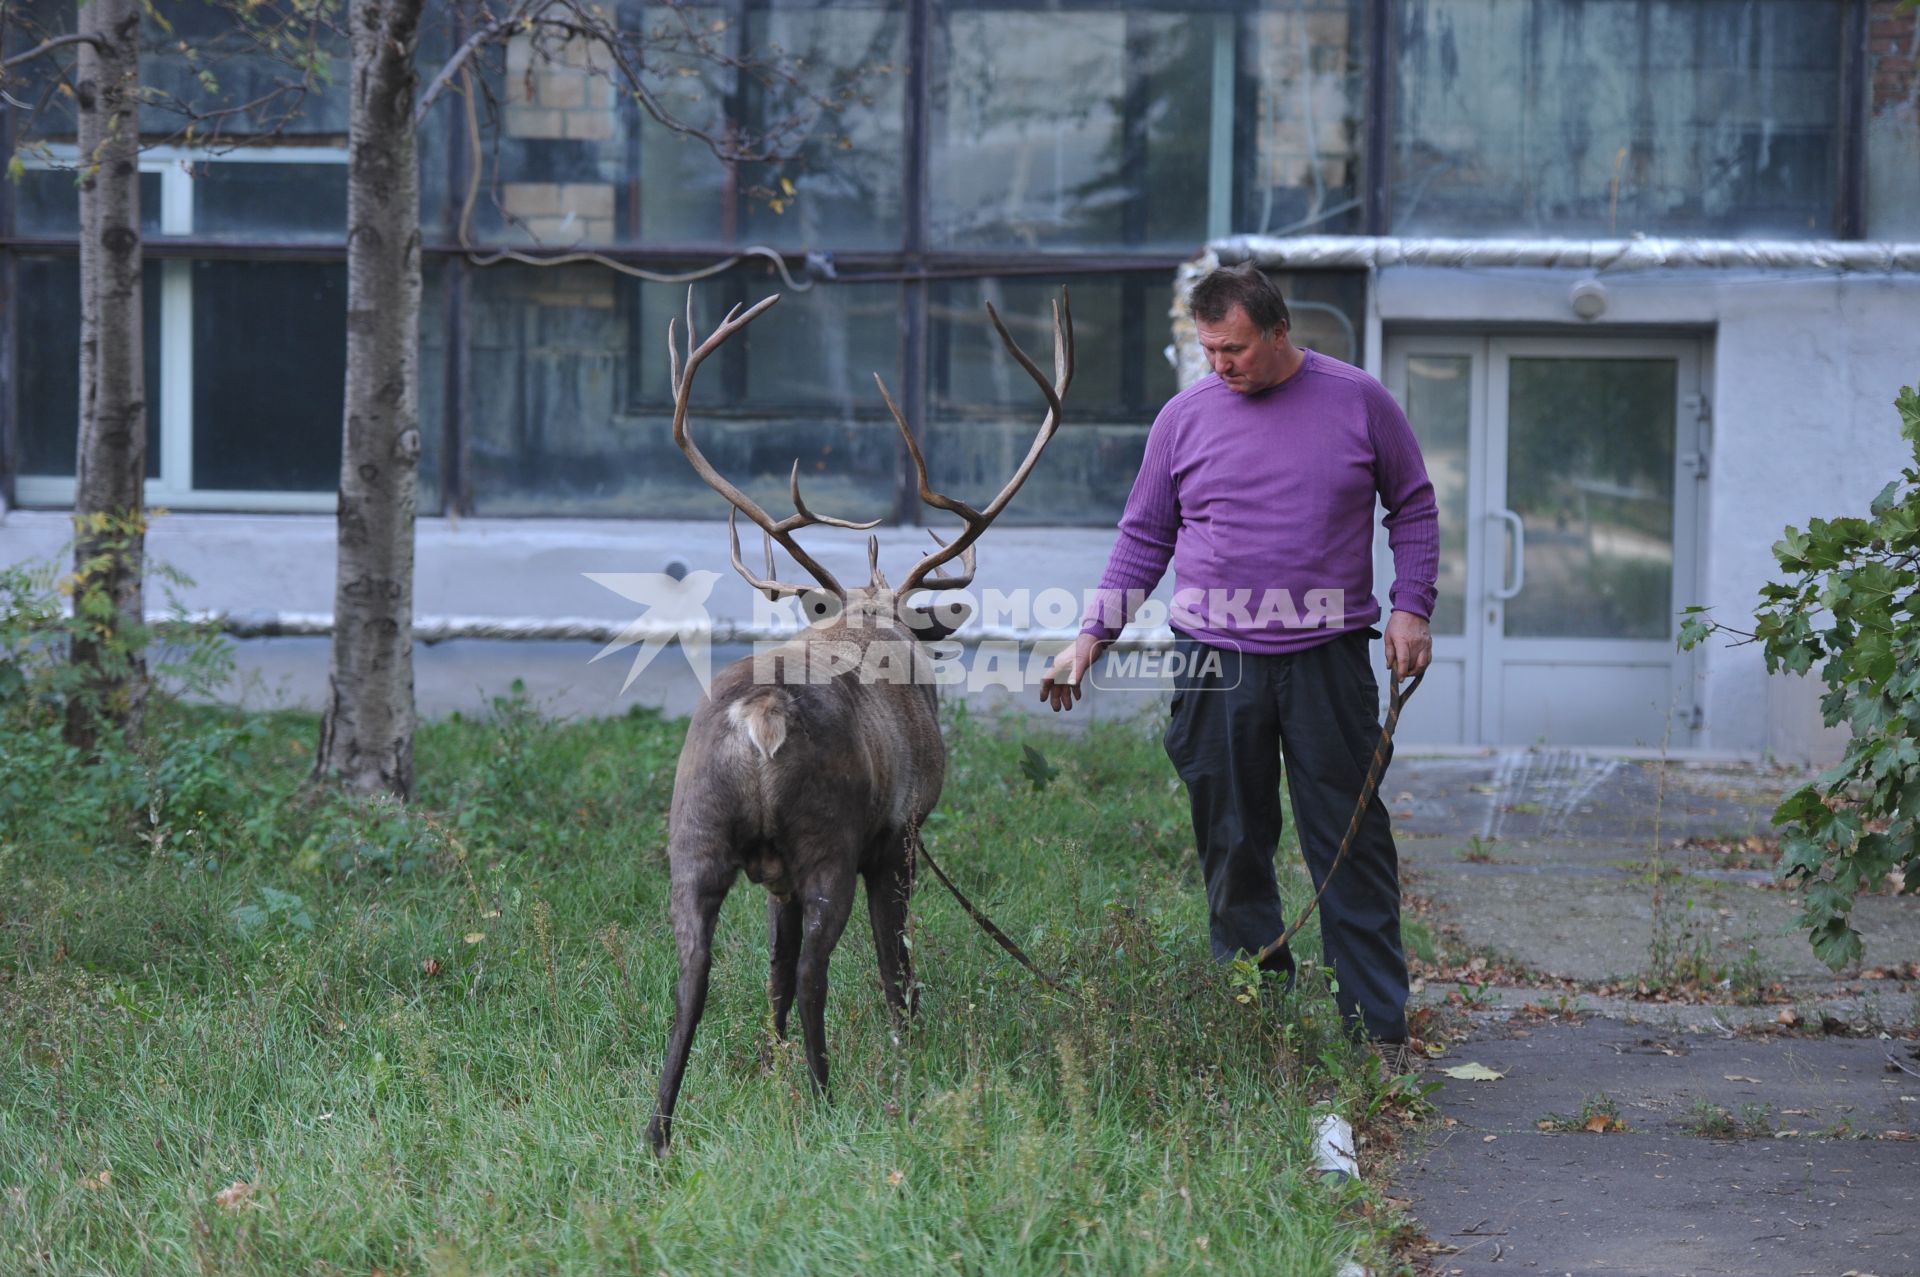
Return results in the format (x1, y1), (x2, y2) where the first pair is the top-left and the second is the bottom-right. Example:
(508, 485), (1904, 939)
(1373, 265), (1920, 761)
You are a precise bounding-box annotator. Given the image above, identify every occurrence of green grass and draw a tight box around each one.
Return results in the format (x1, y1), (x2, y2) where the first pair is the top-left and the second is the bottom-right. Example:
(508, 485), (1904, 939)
(0, 692), (1414, 1275)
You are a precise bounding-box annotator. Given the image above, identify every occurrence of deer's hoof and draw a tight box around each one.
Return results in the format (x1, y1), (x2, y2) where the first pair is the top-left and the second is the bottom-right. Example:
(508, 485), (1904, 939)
(647, 1115), (671, 1156)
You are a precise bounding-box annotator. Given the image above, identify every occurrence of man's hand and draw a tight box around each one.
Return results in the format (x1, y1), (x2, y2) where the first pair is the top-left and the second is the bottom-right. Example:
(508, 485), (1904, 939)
(1039, 633), (1107, 712)
(1383, 610), (1432, 681)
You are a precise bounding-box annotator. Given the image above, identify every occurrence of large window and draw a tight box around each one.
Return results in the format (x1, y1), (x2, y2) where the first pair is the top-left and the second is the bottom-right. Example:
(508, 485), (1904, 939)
(1391, 0), (1847, 237)
(9, 149), (442, 513)
(2, 0), (1892, 527)
(468, 265), (902, 518)
(464, 3), (907, 251)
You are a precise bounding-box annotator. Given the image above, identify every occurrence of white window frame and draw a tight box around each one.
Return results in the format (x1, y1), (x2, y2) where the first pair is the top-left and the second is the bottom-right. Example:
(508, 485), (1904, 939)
(14, 145), (349, 513)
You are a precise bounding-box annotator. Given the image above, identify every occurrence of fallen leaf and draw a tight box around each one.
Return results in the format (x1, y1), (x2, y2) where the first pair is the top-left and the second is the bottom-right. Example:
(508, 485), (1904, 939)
(1442, 1062), (1506, 1081)
(421, 958), (442, 976)
(886, 1169), (905, 1187)
(1583, 1113), (1618, 1133)
(214, 1180), (252, 1210)
(1723, 1074), (1762, 1084)
(1776, 1008), (1800, 1026)
(464, 932), (486, 945)
(1482, 1134), (1497, 1143)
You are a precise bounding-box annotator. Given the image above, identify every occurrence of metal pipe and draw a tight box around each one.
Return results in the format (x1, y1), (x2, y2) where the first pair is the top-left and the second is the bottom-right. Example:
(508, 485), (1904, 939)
(1207, 234), (1920, 273)
(161, 609), (1179, 651)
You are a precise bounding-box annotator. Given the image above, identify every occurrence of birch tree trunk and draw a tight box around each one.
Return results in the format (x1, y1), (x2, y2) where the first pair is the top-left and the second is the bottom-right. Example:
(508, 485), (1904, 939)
(66, 0), (147, 751)
(314, 0), (425, 797)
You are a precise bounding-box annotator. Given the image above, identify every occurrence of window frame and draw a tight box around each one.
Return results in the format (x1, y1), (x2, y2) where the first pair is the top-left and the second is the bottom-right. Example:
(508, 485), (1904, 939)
(11, 143), (350, 513)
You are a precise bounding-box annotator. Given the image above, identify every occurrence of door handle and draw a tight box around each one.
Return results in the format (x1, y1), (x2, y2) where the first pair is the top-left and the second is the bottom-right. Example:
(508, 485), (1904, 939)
(1492, 508), (1526, 601)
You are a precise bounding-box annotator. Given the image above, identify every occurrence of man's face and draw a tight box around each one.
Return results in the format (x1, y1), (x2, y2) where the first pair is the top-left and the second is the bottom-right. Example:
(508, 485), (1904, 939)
(1196, 304), (1292, 395)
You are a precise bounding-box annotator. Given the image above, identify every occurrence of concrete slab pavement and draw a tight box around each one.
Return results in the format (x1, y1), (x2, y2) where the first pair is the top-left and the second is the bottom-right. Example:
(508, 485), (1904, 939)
(1383, 750), (1920, 1277)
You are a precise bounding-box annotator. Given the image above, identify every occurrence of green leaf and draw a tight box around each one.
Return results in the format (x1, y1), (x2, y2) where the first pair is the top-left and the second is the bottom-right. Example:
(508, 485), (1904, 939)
(1808, 917), (1864, 972)
(1771, 784), (1825, 826)
(1849, 693), (1893, 735)
(1018, 743), (1058, 793)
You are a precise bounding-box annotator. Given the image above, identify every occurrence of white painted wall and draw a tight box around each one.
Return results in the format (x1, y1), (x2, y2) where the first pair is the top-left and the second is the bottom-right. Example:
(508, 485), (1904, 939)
(1373, 265), (1920, 761)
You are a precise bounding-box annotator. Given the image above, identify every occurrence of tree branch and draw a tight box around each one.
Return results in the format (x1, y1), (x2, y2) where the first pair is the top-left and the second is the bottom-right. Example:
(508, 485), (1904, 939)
(414, 0), (541, 128)
(2, 31), (104, 73)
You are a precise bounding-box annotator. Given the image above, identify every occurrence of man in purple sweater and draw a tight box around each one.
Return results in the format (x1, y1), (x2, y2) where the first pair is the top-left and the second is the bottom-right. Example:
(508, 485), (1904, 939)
(1040, 264), (1438, 1051)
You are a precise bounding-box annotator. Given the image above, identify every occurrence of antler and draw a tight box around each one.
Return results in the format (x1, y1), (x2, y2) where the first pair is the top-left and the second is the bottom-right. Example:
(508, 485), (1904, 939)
(669, 290), (880, 601)
(879, 289), (1074, 597)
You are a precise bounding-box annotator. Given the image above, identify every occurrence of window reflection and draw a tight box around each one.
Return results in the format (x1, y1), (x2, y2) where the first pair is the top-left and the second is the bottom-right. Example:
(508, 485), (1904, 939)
(1246, 4), (1366, 237)
(1402, 356), (1469, 636)
(933, 9), (1222, 250)
(469, 265), (900, 519)
(1504, 358), (1676, 640)
(929, 274), (1168, 526)
(1392, 0), (1843, 237)
(191, 261), (346, 492)
(193, 164), (348, 242)
(15, 258), (163, 481)
(463, 3), (905, 250)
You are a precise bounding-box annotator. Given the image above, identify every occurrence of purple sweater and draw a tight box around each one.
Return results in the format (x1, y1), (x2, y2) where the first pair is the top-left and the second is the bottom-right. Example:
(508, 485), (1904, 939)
(1081, 349), (1439, 654)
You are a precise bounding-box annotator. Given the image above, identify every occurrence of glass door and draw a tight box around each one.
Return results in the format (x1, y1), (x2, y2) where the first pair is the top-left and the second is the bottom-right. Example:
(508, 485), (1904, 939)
(1383, 335), (1706, 747)
(1381, 338), (1485, 745)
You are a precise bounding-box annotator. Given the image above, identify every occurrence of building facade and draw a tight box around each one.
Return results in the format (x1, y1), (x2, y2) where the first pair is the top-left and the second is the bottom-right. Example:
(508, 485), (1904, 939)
(2, 0), (1917, 756)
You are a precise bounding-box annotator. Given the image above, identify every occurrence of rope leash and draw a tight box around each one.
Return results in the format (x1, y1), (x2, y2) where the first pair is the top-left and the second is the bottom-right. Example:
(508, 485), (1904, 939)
(1252, 667), (1423, 967)
(914, 833), (1064, 992)
(921, 666), (1424, 990)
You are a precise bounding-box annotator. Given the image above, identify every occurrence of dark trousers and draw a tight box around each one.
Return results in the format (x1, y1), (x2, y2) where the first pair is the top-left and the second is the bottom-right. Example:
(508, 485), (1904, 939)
(1163, 629), (1409, 1042)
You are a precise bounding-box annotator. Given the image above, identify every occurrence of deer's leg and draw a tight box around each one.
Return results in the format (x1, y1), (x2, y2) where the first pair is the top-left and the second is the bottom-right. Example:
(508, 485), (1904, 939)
(647, 859), (735, 1156)
(865, 838), (916, 1024)
(768, 892), (802, 1040)
(794, 861), (859, 1098)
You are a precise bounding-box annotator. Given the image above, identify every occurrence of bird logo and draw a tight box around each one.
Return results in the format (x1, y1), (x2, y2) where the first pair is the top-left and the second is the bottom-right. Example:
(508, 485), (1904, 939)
(584, 569), (723, 694)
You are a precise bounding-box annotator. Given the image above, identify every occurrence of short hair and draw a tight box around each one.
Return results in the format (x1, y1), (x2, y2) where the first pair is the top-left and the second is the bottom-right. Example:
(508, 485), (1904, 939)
(1188, 263), (1291, 335)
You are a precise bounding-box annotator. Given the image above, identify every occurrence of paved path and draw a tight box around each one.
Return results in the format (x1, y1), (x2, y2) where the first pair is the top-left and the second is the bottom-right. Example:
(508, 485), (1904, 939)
(1385, 752), (1920, 1277)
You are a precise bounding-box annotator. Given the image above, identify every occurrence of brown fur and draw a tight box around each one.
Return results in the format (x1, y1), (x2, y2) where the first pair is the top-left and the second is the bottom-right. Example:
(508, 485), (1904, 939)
(647, 595), (946, 1153)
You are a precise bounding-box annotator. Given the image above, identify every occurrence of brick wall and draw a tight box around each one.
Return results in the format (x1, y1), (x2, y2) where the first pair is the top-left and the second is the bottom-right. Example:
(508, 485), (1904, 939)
(499, 34), (620, 246)
(1871, 1), (1918, 112)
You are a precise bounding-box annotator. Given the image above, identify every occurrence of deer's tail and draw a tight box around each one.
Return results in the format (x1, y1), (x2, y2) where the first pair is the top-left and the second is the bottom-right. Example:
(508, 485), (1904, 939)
(726, 689), (789, 761)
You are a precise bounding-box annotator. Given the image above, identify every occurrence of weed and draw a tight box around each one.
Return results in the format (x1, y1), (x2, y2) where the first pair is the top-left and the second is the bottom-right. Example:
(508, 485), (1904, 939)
(1683, 1101), (1776, 1139)
(1538, 1094), (1628, 1134)
(1455, 979), (1496, 1010)
(1454, 835), (1500, 864)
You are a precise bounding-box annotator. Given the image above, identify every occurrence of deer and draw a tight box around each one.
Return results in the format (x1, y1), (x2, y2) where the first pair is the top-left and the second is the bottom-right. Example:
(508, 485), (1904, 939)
(646, 288), (1074, 1154)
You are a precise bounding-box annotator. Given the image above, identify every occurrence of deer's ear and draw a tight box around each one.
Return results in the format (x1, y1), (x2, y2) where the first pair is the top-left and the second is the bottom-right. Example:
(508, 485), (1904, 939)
(900, 595), (971, 642)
